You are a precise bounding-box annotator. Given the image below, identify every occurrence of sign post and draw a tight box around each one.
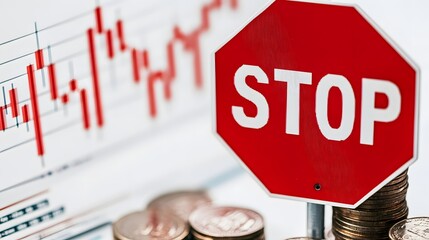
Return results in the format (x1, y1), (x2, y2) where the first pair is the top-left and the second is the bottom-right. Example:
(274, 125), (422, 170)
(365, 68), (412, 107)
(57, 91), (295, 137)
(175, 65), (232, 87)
(307, 203), (324, 239)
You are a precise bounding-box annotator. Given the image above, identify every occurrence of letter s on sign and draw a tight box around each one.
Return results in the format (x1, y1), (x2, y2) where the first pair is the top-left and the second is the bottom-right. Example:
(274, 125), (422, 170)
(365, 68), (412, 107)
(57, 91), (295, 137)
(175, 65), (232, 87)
(232, 65), (269, 129)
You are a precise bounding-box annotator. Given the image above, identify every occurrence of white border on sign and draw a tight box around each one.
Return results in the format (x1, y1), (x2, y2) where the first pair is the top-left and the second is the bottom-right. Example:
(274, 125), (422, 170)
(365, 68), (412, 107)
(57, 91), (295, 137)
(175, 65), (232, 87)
(211, 0), (421, 209)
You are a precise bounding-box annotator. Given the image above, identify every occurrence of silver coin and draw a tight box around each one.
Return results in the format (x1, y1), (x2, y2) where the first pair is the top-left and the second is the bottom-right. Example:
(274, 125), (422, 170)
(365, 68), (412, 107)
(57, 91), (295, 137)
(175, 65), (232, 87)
(389, 217), (429, 240)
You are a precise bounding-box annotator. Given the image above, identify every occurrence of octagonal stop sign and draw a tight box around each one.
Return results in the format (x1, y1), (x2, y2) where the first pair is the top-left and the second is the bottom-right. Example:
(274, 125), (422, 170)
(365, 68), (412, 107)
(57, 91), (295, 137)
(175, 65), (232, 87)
(214, 0), (419, 207)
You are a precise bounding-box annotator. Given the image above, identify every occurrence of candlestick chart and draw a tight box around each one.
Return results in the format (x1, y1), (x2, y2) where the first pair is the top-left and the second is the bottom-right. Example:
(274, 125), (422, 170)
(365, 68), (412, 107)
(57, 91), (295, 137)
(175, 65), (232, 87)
(0, 0), (245, 193)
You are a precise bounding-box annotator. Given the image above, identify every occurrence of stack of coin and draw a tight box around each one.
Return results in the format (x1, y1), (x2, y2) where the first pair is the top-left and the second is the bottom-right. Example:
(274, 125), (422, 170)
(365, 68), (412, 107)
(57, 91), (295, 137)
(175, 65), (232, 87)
(189, 206), (265, 240)
(147, 190), (212, 222)
(112, 209), (189, 240)
(332, 170), (409, 240)
(389, 217), (429, 240)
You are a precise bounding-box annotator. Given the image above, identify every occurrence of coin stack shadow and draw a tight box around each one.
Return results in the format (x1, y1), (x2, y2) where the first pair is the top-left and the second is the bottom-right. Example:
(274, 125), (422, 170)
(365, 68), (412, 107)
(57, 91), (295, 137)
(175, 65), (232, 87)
(332, 170), (409, 240)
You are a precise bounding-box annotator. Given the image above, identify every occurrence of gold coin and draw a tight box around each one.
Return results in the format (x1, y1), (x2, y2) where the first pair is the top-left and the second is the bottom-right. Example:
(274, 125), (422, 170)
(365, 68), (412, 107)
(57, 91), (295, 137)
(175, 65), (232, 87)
(189, 206), (264, 239)
(147, 190), (212, 222)
(113, 209), (189, 240)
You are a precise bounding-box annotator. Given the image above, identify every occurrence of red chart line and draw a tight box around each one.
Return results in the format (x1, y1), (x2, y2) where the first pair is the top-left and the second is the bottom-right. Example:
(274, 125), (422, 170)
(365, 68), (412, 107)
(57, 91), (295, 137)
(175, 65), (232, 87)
(116, 20), (127, 51)
(200, 0), (221, 32)
(61, 94), (69, 104)
(48, 64), (58, 100)
(131, 48), (140, 83)
(148, 72), (163, 118)
(230, 0), (238, 10)
(22, 105), (30, 123)
(201, 6), (211, 31)
(26, 64), (44, 156)
(35, 49), (45, 70)
(0, 107), (5, 131)
(80, 89), (90, 130)
(87, 28), (104, 128)
(0, 190), (48, 211)
(166, 41), (176, 80)
(9, 88), (19, 117)
(190, 36), (203, 89)
(0, 0), (238, 157)
(106, 30), (115, 59)
(142, 49), (149, 69)
(164, 40), (176, 100)
(69, 79), (78, 92)
(95, 7), (104, 34)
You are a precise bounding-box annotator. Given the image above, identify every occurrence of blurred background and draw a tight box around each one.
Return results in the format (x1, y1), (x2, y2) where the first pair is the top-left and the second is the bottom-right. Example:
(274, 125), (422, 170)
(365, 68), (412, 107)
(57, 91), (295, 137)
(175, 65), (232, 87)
(0, 0), (427, 239)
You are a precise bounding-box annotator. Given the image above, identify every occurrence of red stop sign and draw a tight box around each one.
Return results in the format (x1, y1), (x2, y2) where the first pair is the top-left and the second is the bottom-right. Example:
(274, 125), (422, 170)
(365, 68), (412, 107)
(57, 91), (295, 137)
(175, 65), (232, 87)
(214, 0), (419, 207)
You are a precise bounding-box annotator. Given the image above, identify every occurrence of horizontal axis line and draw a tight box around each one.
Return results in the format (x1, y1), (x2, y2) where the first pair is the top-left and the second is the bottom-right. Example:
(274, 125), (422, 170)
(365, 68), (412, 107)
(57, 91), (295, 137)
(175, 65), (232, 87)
(0, 52), (34, 66)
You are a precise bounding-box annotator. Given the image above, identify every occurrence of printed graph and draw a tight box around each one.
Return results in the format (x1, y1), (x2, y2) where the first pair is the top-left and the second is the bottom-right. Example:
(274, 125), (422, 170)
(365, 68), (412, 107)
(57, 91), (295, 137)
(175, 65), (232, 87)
(0, 0), (242, 192)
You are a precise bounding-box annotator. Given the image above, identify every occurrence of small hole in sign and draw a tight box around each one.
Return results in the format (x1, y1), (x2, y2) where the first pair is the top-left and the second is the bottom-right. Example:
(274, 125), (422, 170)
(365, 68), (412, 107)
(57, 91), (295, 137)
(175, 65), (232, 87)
(314, 183), (321, 191)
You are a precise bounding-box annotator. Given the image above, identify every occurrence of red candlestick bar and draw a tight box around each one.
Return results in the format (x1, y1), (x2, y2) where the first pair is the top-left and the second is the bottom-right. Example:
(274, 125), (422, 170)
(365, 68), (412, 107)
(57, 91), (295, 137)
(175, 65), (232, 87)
(142, 50), (150, 69)
(0, 1), (240, 157)
(131, 48), (140, 83)
(213, 0), (222, 8)
(173, 26), (185, 42)
(61, 94), (69, 104)
(148, 72), (163, 118)
(190, 36), (203, 88)
(22, 105), (30, 123)
(116, 20), (127, 51)
(166, 41), (176, 80)
(80, 89), (90, 130)
(48, 64), (58, 100)
(0, 107), (5, 131)
(95, 7), (104, 34)
(87, 28), (104, 127)
(173, 29), (202, 88)
(35, 49), (45, 70)
(201, 6), (210, 31)
(69, 79), (78, 92)
(106, 29), (115, 59)
(27, 64), (45, 156)
(200, 0), (221, 32)
(164, 41), (176, 100)
(230, 0), (238, 10)
(9, 88), (19, 117)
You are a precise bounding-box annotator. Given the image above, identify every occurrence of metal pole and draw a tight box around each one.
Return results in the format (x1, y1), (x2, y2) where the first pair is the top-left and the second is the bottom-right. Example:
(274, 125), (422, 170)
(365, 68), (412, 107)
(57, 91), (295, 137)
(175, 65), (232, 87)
(307, 203), (325, 239)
